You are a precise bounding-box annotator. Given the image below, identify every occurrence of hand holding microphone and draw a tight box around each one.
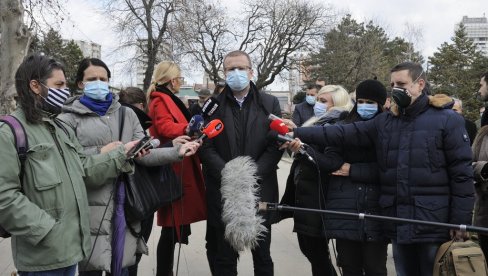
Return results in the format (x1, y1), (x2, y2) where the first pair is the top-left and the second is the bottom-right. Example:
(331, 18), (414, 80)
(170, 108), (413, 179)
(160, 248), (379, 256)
(268, 114), (297, 131)
(178, 141), (201, 157)
(267, 130), (314, 163)
(126, 137), (160, 159)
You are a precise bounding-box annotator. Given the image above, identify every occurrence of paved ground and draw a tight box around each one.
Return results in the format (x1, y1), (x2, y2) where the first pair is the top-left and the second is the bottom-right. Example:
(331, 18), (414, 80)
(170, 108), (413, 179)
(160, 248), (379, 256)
(0, 158), (396, 276)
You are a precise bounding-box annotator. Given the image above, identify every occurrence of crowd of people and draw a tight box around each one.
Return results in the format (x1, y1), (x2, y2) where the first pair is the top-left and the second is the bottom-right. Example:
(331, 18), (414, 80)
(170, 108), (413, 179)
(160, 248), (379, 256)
(0, 49), (488, 276)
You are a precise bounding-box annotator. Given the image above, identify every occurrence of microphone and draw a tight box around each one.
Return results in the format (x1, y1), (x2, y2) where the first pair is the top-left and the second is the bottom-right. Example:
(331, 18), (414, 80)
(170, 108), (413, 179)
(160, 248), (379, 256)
(220, 156), (267, 251)
(126, 138), (160, 159)
(266, 130), (314, 163)
(267, 113), (281, 121)
(143, 138), (160, 150)
(269, 119), (289, 135)
(197, 119), (224, 141)
(201, 97), (220, 118)
(188, 115), (204, 136)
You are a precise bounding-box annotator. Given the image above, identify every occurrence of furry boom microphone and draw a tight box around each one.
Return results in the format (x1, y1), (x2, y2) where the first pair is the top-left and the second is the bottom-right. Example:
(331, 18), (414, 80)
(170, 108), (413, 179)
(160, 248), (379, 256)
(220, 156), (267, 252)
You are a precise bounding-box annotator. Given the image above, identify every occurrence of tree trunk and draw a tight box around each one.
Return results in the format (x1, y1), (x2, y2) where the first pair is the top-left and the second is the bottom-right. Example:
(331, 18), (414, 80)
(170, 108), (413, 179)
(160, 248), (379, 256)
(0, 0), (31, 115)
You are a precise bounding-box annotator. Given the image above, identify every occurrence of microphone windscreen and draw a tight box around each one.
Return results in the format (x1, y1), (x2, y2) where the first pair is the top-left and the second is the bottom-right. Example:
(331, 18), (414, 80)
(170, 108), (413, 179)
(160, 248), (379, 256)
(270, 119), (288, 135)
(220, 156), (267, 252)
(202, 119), (224, 139)
(201, 97), (220, 118)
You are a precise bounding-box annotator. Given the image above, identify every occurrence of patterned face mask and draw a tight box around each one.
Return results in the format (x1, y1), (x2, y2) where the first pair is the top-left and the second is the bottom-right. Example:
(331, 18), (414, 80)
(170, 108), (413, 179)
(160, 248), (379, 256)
(40, 83), (71, 108)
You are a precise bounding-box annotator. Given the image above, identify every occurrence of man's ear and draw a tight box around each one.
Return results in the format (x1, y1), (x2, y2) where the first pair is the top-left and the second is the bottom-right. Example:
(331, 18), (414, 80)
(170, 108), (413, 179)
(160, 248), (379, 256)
(29, 80), (42, 95)
(418, 78), (426, 91)
(78, 81), (85, 90)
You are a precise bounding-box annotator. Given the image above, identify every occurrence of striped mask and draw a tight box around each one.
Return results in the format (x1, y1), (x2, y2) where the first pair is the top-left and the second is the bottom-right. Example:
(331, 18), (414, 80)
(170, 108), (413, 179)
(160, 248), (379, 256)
(45, 87), (71, 108)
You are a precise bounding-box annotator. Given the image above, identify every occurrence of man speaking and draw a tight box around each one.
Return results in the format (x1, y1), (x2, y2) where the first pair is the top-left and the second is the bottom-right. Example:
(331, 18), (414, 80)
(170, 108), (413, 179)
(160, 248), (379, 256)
(200, 50), (283, 276)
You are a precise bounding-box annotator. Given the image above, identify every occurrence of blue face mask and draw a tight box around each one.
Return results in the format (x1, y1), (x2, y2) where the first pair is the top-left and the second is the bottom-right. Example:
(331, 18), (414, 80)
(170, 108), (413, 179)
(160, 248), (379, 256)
(226, 69), (250, 91)
(313, 102), (327, 117)
(305, 95), (316, 105)
(83, 80), (110, 101)
(357, 103), (378, 120)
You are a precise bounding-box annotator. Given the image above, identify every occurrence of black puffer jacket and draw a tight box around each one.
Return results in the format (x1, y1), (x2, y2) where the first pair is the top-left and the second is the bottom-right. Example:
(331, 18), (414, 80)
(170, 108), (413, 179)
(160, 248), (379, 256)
(322, 119), (385, 242)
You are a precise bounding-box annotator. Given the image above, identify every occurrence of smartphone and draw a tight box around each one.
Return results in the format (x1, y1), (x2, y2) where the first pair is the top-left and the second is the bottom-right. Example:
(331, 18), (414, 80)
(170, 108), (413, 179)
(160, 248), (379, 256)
(126, 136), (151, 159)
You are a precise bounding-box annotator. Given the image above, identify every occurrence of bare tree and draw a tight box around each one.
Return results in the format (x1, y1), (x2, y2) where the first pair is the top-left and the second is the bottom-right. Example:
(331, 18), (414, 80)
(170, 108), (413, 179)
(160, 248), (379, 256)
(0, 0), (31, 114)
(103, 0), (185, 91)
(174, 0), (231, 84)
(0, 0), (66, 115)
(177, 0), (333, 90)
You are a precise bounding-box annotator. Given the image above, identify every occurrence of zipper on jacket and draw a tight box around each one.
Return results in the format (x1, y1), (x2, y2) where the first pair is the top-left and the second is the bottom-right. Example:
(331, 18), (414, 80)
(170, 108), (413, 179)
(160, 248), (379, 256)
(48, 124), (64, 159)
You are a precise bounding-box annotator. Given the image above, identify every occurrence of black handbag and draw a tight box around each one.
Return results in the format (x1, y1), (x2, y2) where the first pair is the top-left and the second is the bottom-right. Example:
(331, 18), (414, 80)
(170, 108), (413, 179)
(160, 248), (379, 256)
(118, 107), (183, 222)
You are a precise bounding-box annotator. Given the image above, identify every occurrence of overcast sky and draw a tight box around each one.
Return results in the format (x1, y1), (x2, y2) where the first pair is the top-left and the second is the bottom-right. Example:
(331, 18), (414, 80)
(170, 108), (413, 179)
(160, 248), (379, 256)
(58, 0), (487, 88)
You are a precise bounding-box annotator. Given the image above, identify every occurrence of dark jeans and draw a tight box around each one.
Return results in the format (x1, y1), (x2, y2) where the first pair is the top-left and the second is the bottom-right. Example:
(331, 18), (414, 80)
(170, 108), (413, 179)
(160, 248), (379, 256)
(128, 215), (155, 276)
(335, 239), (388, 276)
(19, 264), (77, 276)
(296, 233), (337, 276)
(206, 224), (273, 276)
(392, 241), (441, 276)
(156, 226), (190, 276)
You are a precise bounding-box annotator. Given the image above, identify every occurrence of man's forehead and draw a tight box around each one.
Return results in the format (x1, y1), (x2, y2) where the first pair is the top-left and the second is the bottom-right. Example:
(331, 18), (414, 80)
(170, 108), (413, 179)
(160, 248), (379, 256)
(391, 70), (412, 81)
(225, 55), (249, 65)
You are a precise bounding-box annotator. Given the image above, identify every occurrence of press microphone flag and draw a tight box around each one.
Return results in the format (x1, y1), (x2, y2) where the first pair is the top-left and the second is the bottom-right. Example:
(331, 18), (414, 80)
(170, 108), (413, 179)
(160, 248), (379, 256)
(201, 97), (220, 118)
(197, 119), (224, 141)
(269, 119), (289, 135)
(188, 115), (204, 136)
(221, 156), (267, 252)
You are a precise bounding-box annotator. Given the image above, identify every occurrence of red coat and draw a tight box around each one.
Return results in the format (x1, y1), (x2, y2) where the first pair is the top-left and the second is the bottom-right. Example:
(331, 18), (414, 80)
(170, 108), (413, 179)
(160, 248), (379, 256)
(148, 90), (207, 239)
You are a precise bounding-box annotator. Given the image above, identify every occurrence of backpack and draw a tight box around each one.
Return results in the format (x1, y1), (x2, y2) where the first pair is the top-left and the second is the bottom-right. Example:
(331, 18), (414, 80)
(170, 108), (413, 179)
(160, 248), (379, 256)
(433, 239), (488, 276)
(0, 115), (28, 238)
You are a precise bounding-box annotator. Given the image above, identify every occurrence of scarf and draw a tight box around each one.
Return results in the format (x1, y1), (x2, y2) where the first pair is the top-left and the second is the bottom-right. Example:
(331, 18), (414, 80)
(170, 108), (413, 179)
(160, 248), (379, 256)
(154, 84), (192, 122)
(79, 93), (113, 116)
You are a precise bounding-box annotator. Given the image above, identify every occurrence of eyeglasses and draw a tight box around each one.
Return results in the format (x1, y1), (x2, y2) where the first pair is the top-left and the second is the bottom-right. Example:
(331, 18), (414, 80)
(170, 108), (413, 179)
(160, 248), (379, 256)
(225, 66), (251, 72)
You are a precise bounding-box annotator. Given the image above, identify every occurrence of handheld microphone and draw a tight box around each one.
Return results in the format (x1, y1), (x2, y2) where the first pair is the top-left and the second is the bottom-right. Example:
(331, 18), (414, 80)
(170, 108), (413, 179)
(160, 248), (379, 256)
(201, 97), (220, 118)
(197, 119), (224, 141)
(126, 138), (160, 159)
(188, 115), (204, 136)
(269, 119), (289, 135)
(267, 113), (281, 121)
(143, 138), (160, 150)
(266, 130), (314, 163)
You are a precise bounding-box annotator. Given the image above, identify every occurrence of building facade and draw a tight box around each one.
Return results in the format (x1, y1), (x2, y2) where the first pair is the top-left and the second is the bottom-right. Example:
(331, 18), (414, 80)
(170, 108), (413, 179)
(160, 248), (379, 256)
(64, 40), (101, 59)
(460, 15), (488, 56)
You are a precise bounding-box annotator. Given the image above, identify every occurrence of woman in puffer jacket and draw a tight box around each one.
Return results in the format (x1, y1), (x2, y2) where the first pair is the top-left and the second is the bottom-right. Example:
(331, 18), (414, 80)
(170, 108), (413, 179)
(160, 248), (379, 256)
(58, 58), (200, 275)
(323, 80), (389, 276)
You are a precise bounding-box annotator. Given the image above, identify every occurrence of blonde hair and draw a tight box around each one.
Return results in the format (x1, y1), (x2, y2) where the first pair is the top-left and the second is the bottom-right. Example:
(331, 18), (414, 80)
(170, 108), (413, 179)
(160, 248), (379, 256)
(302, 85), (352, 127)
(317, 85), (353, 112)
(146, 61), (181, 102)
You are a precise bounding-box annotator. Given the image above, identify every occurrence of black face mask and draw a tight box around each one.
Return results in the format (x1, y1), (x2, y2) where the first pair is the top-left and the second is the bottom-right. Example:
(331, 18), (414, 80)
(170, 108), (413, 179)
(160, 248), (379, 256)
(391, 87), (412, 108)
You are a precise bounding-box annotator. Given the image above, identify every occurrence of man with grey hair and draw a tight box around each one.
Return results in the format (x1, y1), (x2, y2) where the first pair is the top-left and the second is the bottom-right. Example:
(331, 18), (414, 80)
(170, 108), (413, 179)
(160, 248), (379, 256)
(200, 50), (283, 275)
(452, 97), (477, 145)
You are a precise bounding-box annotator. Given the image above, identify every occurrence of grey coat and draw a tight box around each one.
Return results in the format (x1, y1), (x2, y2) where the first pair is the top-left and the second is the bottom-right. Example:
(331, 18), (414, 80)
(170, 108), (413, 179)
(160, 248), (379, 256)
(58, 94), (181, 272)
(473, 127), (488, 228)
